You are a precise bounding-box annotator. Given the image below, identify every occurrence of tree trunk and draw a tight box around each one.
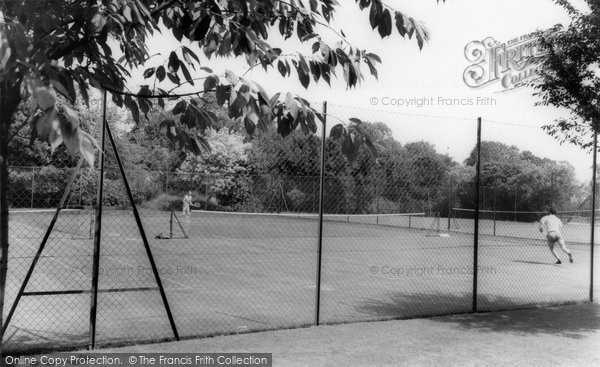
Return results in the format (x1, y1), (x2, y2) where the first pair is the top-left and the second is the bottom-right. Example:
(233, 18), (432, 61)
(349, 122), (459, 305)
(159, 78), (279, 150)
(0, 82), (22, 357)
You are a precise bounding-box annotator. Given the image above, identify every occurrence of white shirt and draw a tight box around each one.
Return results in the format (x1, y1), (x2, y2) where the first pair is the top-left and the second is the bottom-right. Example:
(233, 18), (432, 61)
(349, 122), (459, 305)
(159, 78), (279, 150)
(540, 214), (563, 233)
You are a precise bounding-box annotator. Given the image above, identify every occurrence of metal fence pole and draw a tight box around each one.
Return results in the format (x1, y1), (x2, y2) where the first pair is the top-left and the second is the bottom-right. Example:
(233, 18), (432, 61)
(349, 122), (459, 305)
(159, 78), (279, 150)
(514, 187), (517, 221)
(590, 130), (597, 303)
(473, 117), (482, 313)
(315, 101), (327, 326)
(493, 186), (497, 236)
(88, 90), (107, 350)
(104, 110), (180, 341)
(447, 176), (452, 231)
(30, 167), (35, 208)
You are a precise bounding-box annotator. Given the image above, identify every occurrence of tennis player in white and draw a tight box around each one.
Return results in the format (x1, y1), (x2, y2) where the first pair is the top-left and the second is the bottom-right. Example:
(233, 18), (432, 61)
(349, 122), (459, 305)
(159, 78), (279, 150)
(182, 191), (193, 222)
(538, 208), (573, 265)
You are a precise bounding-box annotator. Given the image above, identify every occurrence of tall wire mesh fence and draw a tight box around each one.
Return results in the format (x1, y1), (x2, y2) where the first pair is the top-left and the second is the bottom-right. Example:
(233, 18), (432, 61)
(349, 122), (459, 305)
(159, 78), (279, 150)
(475, 118), (594, 311)
(2, 98), (598, 354)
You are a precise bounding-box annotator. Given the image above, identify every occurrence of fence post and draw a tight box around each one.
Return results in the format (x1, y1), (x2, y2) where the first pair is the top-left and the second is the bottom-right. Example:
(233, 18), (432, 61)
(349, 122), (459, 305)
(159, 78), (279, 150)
(514, 187), (517, 221)
(590, 130), (597, 303)
(315, 101), (327, 326)
(473, 117), (482, 313)
(30, 167), (35, 208)
(88, 90), (108, 350)
(493, 186), (497, 236)
(447, 176), (452, 231)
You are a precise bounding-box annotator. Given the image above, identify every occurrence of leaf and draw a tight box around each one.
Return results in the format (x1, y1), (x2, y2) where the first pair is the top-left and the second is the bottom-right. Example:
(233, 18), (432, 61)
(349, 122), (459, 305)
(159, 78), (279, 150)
(229, 93), (247, 118)
(182, 45), (200, 65)
(179, 61), (193, 85)
(143, 67), (155, 79)
(379, 9), (392, 38)
(277, 114), (293, 137)
(225, 70), (239, 85)
(122, 5), (133, 22)
(244, 116), (256, 135)
(364, 138), (379, 159)
(197, 136), (212, 153)
(277, 60), (287, 77)
(312, 41), (320, 54)
(192, 16), (212, 41)
(172, 100), (186, 115)
(365, 57), (378, 79)
(216, 85), (229, 106)
(0, 32), (12, 70)
(306, 111), (317, 133)
(156, 66), (166, 81)
(330, 124), (345, 139)
(349, 118), (362, 125)
(297, 64), (310, 88)
(79, 130), (97, 167)
(395, 12), (407, 38)
(167, 72), (180, 84)
(35, 85), (57, 110)
(33, 107), (56, 139)
(124, 95), (140, 124)
(168, 51), (180, 73)
(269, 92), (281, 108)
(369, 1), (381, 29)
(366, 53), (382, 63)
(204, 75), (218, 92)
(50, 78), (71, 101)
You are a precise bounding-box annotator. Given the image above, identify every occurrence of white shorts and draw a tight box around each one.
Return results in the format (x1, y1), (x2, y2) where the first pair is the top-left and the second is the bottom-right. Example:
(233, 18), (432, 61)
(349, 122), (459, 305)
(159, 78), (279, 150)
(546, 231), (564, 245)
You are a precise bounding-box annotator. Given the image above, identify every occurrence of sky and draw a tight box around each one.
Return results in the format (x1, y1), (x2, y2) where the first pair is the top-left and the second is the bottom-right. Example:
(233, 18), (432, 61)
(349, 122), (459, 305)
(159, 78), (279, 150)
(126, 0), (595, 182)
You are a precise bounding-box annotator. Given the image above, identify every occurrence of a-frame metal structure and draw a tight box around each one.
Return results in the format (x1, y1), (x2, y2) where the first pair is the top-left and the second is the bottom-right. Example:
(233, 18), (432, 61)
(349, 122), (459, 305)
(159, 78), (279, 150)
(1, 91), (179, 349)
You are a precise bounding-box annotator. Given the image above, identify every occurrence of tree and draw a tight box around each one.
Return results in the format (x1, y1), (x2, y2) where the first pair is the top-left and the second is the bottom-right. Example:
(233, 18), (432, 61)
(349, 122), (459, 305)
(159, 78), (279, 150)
(463, 141), (580, 215)
(0, 0), (441, 353)
(532, 0), (600, 148)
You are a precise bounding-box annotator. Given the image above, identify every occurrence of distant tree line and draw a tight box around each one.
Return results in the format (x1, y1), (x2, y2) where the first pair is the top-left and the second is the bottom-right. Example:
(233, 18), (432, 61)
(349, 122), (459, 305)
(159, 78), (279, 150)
(7, 99), (587, 219)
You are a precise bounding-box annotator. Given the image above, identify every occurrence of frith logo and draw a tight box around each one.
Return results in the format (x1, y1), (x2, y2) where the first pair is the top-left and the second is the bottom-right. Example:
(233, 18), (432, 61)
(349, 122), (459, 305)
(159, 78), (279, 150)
(463, 33), (546, 91)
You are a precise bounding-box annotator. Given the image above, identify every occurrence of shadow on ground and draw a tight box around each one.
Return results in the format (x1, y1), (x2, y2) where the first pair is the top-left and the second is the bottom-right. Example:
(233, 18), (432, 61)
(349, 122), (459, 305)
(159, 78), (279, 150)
(355, 291), (600, 339)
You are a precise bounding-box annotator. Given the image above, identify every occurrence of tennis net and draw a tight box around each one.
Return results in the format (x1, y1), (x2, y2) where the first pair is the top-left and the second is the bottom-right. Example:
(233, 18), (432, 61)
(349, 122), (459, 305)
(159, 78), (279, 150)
(452, 208), (599, 224)
(183, 210), (426, 228)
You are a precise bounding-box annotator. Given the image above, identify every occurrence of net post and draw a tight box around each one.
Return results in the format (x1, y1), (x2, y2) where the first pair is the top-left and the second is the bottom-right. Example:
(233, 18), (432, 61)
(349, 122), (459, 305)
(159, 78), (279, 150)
(315, 101), (327, 326)
(590, 129), (597, 303)
(473, 117), (482, 313)
(170, 210), (174, 239)
(103, 105), (180, 341)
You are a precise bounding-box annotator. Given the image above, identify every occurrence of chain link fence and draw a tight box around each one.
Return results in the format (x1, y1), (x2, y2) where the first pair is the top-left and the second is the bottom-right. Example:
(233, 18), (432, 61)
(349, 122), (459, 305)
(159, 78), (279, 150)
(3, 100), (598, 354)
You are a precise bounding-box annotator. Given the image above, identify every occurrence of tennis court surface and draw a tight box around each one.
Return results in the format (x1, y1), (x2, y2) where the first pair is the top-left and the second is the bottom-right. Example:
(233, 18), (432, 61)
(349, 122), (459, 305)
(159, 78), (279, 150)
(54, 302), (600, 366)
(3, 208), (599, 354)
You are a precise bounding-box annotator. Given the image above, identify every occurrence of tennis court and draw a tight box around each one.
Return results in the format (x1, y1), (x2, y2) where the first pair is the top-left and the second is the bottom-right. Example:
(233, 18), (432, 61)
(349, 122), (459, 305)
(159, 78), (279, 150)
(3, 208), (594, 354)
